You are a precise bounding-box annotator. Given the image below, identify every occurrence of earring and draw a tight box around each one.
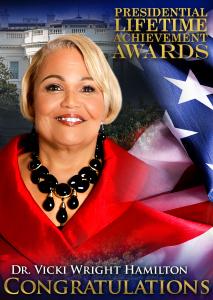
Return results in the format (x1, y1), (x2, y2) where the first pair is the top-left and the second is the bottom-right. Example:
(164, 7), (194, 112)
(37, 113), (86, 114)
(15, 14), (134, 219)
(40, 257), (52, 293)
(96, 123), (105, 161)
(31, 124), (36, 138)
(20, 124), (38, 153)
(98, 122), (106, 141)
(30, 124), (39, 153)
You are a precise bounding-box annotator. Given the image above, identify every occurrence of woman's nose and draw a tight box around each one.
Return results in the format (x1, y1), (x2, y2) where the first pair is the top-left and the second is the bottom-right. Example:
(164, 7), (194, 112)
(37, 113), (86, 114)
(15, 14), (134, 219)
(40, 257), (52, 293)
(61, 90), (80, 108)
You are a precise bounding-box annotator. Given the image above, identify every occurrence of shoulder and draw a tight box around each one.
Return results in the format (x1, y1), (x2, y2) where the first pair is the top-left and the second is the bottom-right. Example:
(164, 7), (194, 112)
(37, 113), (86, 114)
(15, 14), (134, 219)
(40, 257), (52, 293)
(0, 135), (28, 164)
(0, 135), (19, 156)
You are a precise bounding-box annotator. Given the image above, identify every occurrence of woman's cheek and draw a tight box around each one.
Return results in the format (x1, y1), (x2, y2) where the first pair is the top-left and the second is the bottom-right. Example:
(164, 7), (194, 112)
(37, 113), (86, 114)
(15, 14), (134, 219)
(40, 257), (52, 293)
(34, 96), (59, 116)
(84, 96), (105, 119)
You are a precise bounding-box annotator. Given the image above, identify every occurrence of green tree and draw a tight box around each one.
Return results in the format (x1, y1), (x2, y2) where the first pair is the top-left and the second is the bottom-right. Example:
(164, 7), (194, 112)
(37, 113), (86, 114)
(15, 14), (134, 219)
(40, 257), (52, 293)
(0, 57), (19, 107)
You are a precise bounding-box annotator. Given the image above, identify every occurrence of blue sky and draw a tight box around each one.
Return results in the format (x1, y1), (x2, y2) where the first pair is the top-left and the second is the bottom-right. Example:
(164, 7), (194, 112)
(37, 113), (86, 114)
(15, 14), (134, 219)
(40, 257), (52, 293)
(0, 0), (212, 22)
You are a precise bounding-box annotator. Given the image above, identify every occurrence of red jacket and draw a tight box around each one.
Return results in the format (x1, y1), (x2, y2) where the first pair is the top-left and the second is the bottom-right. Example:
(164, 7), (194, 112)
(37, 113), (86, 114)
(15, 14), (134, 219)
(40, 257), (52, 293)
(0, 136), (211, 276)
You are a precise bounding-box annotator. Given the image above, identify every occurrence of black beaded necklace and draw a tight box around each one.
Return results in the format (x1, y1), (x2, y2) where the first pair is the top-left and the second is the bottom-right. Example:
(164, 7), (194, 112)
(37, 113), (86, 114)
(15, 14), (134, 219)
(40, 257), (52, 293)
(28, 133), (105, 225)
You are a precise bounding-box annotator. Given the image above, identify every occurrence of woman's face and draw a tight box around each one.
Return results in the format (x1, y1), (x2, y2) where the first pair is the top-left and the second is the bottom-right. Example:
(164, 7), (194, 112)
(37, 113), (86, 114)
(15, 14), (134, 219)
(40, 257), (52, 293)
(33, 47), (106, 150)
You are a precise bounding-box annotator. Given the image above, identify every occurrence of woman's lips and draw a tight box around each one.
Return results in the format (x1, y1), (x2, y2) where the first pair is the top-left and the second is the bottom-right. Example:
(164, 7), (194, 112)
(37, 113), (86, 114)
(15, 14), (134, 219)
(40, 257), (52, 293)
(56, 114), (85, 127)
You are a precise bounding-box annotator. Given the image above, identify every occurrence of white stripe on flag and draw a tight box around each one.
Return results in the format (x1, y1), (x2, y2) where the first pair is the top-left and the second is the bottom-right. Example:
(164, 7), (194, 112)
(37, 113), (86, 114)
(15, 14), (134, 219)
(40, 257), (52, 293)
(136, 228), (213, 280)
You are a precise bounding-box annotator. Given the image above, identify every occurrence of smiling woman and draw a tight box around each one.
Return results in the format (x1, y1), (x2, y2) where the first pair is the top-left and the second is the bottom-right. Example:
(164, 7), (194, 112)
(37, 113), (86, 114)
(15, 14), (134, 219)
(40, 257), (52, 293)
(0, 35), (118, 246)
(0, 35), (212, 280)
(18, 36), (122, 227)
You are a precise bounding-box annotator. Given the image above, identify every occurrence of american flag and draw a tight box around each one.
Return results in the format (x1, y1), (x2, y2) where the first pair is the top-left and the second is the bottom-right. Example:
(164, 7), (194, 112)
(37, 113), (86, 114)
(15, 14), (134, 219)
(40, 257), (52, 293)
(130, 11), (213, 202)
(128, 8), (213, 284)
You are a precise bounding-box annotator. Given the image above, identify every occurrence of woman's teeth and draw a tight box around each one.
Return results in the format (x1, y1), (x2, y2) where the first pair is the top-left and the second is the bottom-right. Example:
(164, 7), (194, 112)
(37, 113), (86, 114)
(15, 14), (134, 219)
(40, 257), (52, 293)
(57, 117), (82, 122)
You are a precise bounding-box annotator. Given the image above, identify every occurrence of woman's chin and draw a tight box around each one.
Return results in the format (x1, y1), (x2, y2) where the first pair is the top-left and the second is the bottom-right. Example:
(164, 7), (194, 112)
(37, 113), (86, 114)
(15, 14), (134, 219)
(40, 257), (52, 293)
(38, 125), (99, 150)
(52, 137), (87, 149)
(47, 134), (98, 150)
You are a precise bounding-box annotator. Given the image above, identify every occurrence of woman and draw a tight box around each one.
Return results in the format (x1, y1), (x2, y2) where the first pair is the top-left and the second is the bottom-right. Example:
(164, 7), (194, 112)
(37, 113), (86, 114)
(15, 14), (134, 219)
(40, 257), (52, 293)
(0, 35), (212, 277)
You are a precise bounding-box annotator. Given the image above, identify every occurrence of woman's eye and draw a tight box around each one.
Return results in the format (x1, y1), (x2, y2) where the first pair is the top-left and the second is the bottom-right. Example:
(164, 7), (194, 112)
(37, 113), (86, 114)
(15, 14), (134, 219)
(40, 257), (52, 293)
(45, 84), (62, 92)
(81, 85), (95, 93)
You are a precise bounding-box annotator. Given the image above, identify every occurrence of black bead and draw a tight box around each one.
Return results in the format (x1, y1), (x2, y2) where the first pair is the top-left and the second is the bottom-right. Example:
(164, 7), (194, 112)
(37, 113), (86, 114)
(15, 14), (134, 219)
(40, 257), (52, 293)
(36, 166), (49, 178)
(44, 174), (58, 187)
(42, 196), (55, 211)
(76, 179), (90, 193)
(68, 175), (81, 189)
(28, 159), (41, 170)
(79, 167), (92, 180)
(79, 167), (98, 184)
(56, 206), (68, 224)
(31, 166), (49, 184)
(38, 180), (52, 193)
(89, 158), (102, 171)
(55, 183), (71, 197)
(68, 175), (90, 193)
(88, 170), (98, 184)
(67, 194), (79, 209)
(31, 170), (40, 184)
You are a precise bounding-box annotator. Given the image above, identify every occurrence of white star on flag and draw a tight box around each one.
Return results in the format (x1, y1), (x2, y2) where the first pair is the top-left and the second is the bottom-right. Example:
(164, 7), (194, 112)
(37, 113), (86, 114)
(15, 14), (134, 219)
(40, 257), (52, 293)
(164, 70), (213, 110)
(163, 111), (198, 148)
(206, 163), (213, 171)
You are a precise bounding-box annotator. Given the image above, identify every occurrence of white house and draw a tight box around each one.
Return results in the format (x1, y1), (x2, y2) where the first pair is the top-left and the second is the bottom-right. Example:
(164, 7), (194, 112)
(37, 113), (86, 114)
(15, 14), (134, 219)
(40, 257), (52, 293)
(0, 13), (115, 90)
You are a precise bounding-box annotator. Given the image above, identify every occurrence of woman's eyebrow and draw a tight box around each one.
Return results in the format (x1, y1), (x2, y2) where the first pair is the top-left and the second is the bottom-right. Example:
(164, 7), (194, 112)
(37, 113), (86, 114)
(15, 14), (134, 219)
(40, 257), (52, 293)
(41, 75), (94, 83)
(41, 75), (65, 82)
(81, 76), (94, 81)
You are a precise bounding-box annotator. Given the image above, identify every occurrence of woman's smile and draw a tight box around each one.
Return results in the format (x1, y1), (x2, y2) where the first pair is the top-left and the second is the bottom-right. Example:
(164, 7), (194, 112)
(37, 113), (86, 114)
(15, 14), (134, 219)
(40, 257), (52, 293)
(55, 113), (86, 127)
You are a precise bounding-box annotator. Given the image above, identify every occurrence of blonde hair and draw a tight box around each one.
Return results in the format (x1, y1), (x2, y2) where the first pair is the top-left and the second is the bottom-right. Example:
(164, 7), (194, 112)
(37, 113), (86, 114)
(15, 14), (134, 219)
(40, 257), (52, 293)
(20, 34), (122, 124)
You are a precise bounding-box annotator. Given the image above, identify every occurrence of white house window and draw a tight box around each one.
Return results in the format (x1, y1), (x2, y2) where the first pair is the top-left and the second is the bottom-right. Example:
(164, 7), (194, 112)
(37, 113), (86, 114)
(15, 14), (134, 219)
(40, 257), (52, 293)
(32, 29), (43, 36)
(9, 61), (19, 79)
